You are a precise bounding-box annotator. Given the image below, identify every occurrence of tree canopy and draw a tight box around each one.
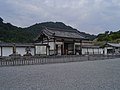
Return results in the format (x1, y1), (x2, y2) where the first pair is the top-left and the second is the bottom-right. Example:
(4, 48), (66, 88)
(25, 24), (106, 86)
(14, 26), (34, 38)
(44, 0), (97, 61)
(97, 30), (120, 42)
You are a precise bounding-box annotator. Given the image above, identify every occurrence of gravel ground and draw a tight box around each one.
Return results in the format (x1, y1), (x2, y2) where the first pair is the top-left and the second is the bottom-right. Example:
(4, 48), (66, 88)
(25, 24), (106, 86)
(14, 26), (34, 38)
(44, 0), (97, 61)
(0, 58), (120, 90)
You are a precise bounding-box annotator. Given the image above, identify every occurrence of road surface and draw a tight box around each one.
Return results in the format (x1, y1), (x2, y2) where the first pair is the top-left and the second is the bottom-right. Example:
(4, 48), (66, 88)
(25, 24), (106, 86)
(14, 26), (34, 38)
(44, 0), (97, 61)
(0, 58), (120, 90)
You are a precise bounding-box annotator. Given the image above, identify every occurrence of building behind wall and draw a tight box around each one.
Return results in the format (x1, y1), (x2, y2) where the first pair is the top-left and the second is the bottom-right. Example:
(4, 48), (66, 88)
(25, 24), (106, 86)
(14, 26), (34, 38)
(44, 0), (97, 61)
(104, 42), (120, 55)
(80, 41), (104, 55)
(34, 27), (87, 56)
(1, 28), (112, 56)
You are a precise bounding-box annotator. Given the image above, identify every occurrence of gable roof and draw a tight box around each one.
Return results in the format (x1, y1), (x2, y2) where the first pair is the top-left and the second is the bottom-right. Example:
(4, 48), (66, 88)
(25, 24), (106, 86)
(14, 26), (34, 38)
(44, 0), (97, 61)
(40, 27), (86, 40)
(107, 42), (120, 47)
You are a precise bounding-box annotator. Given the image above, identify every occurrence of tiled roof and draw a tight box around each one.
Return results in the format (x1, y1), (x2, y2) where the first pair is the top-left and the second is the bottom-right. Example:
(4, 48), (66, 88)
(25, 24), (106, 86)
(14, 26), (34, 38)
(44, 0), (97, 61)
(42, 28), (85, 39)
(0, 42), (34, 47)
(107, 43), (120, 47)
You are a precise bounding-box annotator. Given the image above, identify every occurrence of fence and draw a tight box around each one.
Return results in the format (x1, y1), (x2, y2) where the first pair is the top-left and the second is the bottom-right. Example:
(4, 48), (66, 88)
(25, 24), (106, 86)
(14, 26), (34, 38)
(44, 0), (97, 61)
(0, 55), (120, 67)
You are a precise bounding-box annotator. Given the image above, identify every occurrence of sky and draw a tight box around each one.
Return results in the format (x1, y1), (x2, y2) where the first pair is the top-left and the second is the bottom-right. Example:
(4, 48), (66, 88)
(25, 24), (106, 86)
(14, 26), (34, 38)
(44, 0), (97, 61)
(0, 0), (120, 35)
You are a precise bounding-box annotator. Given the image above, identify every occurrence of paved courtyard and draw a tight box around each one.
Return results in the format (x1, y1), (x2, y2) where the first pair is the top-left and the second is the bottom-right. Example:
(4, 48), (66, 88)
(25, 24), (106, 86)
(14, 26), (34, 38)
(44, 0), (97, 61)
(0, 58), (120, 90)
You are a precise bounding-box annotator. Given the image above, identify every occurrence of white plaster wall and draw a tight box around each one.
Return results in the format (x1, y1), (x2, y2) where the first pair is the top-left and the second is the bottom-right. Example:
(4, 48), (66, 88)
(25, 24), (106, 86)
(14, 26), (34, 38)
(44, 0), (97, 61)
(94, 49), (99, 54)
(82, 48), (87, 55)
(49, 42), (54, 50)
(82, 48), (104, 55)
(16, 47), (25, 56)
(16, 47), (35, 56)
(31, 48), (35, 55)
(36, 46), (46, 55)
(104, 48), (107, 55)
(99, 48), (104, 54)
(3, 47), (13, 56)
(88, 48), (93, 54)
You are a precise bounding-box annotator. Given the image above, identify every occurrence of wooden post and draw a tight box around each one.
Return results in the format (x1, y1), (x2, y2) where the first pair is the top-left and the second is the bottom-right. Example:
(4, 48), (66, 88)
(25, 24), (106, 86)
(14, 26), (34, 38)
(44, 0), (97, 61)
(87, 48), (88, 55)
(73, 40), (75, 55)
(1, 47), (2, 57)
(48, 46), (50, 56)
(93, 48), (94, 55)
(46, 46), (47, 56)
(54, 38), (56, 55)
(113, 47), (115, 55)
(13, 43), (16, 54)
(80, 40), (82, 55)
(98, 48), (99, 54)
(34, 45), (36, 56)
(62, 39), (64, 55)
(47, 38), (50, 56)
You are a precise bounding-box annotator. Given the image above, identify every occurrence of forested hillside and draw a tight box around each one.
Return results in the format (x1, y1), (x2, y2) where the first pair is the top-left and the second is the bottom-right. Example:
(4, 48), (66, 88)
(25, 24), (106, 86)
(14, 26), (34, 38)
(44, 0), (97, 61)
(96, 31), (120, 42)
(0, 17), (34, 43)
(0, 17), (95, 43)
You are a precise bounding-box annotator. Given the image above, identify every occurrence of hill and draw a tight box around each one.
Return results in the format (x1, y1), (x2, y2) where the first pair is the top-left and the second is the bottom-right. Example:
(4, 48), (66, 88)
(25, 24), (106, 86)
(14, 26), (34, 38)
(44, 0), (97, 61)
(0, 17), (96, 43)
(0, 17), (34, 43)
(96, 31), (120, 42)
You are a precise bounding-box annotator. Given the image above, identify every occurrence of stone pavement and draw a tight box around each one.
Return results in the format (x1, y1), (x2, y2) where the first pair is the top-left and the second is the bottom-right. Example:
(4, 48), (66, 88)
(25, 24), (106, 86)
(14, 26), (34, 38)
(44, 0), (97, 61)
(0, 58), (120, 90)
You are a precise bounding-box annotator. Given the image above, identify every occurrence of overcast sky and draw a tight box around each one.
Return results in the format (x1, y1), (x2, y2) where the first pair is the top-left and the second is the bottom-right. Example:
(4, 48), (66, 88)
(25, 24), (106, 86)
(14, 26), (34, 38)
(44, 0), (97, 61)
(0, 0), (120, 34)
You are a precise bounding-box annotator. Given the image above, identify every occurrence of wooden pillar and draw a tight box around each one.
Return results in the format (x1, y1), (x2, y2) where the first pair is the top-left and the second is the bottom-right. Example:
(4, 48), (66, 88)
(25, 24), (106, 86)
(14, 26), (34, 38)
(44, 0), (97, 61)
(46, 46), (47, 55)
(113, 47), (115, 55)
(98, 48), (99, 54)
(48, 46), (50, 55)
(106, 47), (108, 55)
(1, 47), (2, 57)
(34, 45), (36, 56)
(93, 48), (94, 55)
(87, 48), (88, 55)
(73, 40), (75, 55)
(13, 43), (16, 54)
(54, 38), (56, 55)
(47, 38), (50, 56)
(62, 39), (64, 55)
(80, 40), (82, 55)
(47, 38), (49, 56)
